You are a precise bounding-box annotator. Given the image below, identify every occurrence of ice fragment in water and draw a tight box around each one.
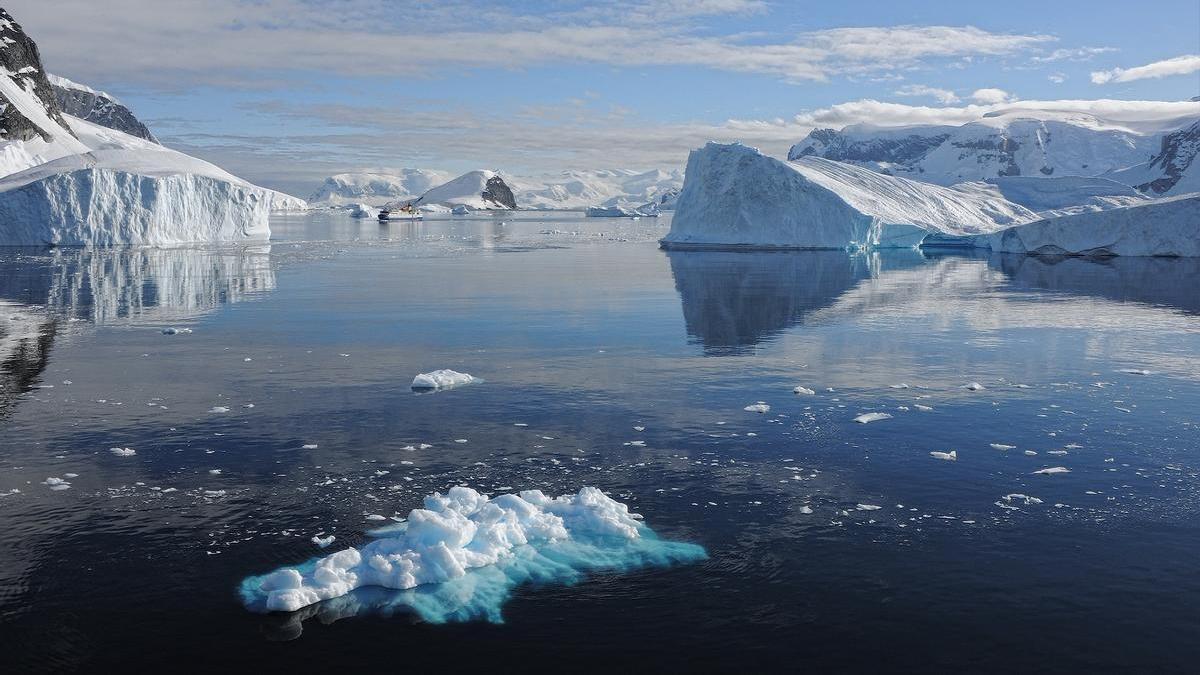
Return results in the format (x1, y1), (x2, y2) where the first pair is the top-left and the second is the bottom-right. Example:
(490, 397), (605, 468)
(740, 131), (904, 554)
(1032, 467), (1071, 475)
(411, 369), (481, 390)
(744, 402), (770, 413)
(240, 487), (705, 624)
(109, 447), (136, 457)
(930, 450), (957, 461)
(792, 386), (815, 395)
(963, 382), (985, 391)
(853, 412), (892, 424)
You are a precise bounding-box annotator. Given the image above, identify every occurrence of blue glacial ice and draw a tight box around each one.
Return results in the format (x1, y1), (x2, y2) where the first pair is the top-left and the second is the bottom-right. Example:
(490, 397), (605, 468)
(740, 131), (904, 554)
(240, 487), (706, 624)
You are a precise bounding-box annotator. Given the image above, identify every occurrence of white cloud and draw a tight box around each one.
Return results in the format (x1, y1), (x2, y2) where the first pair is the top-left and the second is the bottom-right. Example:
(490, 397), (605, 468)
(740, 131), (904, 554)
(893, 85), (961, 104)
(4, 1), (1056, 89)
(1048, 73), (1067, 84)
(1091, 54), (1200, 84)
(969, 88), (1014, 104)
(1031, 47), (1116, 63)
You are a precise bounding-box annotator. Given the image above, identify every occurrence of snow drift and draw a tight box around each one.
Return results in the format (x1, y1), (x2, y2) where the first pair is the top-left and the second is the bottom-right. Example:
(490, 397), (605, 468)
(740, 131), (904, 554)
(983, 193), (1200, 257)
(240, 486), (706, 623)
(662, 142), (1034, 250)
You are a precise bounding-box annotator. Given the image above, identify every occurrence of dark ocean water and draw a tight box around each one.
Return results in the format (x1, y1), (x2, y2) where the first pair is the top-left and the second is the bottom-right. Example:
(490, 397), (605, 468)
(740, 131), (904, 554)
(2, 212), (1199, 672)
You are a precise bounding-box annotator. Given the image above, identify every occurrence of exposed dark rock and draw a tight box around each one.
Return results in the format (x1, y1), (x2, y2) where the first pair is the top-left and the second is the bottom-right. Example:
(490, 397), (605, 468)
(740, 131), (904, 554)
(0, 8), (76, 142)
(1135, 120), (1199, 195)
(51, 77), (158, 143)
(482, 175), (516, 209)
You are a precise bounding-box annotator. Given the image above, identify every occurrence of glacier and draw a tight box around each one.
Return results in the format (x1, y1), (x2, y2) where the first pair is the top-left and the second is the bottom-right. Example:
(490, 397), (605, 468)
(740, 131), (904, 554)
(413, 170), (516, 210)
(239, 486), (706, 623)
(662, 142), (1034, 250)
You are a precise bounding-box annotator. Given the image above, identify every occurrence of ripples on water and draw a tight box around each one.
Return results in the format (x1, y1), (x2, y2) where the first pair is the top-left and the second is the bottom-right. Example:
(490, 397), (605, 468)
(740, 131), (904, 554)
(1, 212), (1199, 671)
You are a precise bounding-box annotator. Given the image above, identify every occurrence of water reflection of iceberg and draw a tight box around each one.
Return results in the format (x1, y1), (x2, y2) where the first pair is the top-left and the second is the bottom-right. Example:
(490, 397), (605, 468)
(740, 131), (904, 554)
(0, 300), (54, 419)
(0, 245), (275, 325)
(666, 249), (926, 354)
(989, 253), (1200, 316)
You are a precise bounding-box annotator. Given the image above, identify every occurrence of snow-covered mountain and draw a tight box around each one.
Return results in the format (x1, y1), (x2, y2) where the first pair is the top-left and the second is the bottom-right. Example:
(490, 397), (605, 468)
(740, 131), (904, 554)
(306, 169), (452, 206)
(1108, 120), (1200, 197)
(48, 74), (158, 143)
(788, 107), (1200, 187)
(663, 142), (1035, 250)
(410, 170), (516, 210)
(510, 168), (683, 210)
(0, 8), (304, 244)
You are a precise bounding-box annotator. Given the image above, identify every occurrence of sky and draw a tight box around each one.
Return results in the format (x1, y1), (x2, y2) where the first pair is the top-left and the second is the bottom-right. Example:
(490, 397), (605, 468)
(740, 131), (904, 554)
(9, 0), (1200, 196)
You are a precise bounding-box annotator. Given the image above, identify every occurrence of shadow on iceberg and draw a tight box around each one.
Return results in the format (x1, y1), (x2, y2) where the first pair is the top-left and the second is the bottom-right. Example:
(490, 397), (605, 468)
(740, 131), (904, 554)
(988, 253), (1200, 316)
(666, 248), (928, 354)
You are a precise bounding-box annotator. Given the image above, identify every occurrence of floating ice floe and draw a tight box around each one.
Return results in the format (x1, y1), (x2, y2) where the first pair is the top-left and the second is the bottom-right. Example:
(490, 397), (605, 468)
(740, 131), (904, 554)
(240, 487), (706, 623)
(1001, 493), (1043, 506)
(743, 402), (771, 413)
(411, 369), (481, 391)
(962, 382), (986, 391)
(1032, 466), (1071, 475)
(42, 477), (71, 490)
(856, 504), (882, 511)
(312, 534), (336, 548)
(930, 450), (957, 461)
(792, 386), (815, 395)
(1117, 368), (1152, 375)
(109, 447), (136, 457)
(161, 327), (192, 335)
(990, 443), (1016, 451)
(853, 412), (892, 424)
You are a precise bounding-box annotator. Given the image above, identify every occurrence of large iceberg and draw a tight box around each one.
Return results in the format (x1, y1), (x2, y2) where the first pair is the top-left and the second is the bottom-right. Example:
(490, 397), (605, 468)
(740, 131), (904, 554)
(240, 486), (706, 623)
(983, 193), (1200, 257)
(0, 8), (301, 245)
(662, 142), (1035, 250)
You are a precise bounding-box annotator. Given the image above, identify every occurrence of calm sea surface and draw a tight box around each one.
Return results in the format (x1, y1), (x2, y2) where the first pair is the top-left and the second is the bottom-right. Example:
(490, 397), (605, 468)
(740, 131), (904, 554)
(2, 211), (1199, 672)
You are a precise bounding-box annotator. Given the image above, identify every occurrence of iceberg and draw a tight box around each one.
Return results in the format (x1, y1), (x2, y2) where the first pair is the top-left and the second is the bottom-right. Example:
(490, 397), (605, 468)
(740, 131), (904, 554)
(410, 369), (480, 390)
(662, 143), (1035, 250)
(347, 202), (377, 219)
(585, 204), (658, 218)
(983, 193), (1200, 257)
(240, 487), (706, 623)
(0, 11), (301, 245)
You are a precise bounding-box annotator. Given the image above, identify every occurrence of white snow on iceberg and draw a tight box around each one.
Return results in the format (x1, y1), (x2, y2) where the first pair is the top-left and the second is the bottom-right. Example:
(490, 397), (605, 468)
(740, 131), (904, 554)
(662, 143), (1034, 251)
(410, 369), (481, 390)
(982, 193), (1200, 257)
(239, 486), (706, 623)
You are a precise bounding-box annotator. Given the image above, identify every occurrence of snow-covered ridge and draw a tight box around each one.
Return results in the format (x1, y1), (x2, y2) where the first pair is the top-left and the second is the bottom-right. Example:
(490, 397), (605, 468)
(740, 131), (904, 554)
(240, 486), (706, 620)
(789, 105), (1200, 187)
(48, 73), (158, 143)
(663, 143), (1035, 250)
(1109, 120), (1200, 197)
(306, 169), (452, 206)
(412, 169), (516, 210)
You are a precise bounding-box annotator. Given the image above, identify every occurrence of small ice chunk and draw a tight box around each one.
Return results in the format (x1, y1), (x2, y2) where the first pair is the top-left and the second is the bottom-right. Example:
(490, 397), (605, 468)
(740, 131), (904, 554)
(1002, 493), (1043, 505)
(853, 412), (892, 424)
(411, 369), (481, 390)
(744, 402), (771, 413)
(1032, 466), (1071, 475)
(1024, 450), (1038, 456)
(312, 534), (336, 548)
(930, 450), (957, 461)
(302, 444), (319, 449)
(963, 382), (986, 391)
(365, 514), (387, 521)
(990, 443), (1015, 451)
(914, 404), (933, 411)
(890, 383), (910, 389)
(633, 426), (645, 432)
(209, 406), (230, 414)
(1117, 368), (1151, 375)
(792, 386), (815, 395)
(208, 469), (222, 475)
(798, 505), (814, 514)
(42, 477), (71, 490)
(856, 504), (882, 511)
(109, 447), (136, 457)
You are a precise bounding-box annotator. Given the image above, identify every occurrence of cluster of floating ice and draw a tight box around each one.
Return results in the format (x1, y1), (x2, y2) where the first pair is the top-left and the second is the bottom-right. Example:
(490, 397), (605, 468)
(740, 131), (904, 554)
(241, 486), (706, 622)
